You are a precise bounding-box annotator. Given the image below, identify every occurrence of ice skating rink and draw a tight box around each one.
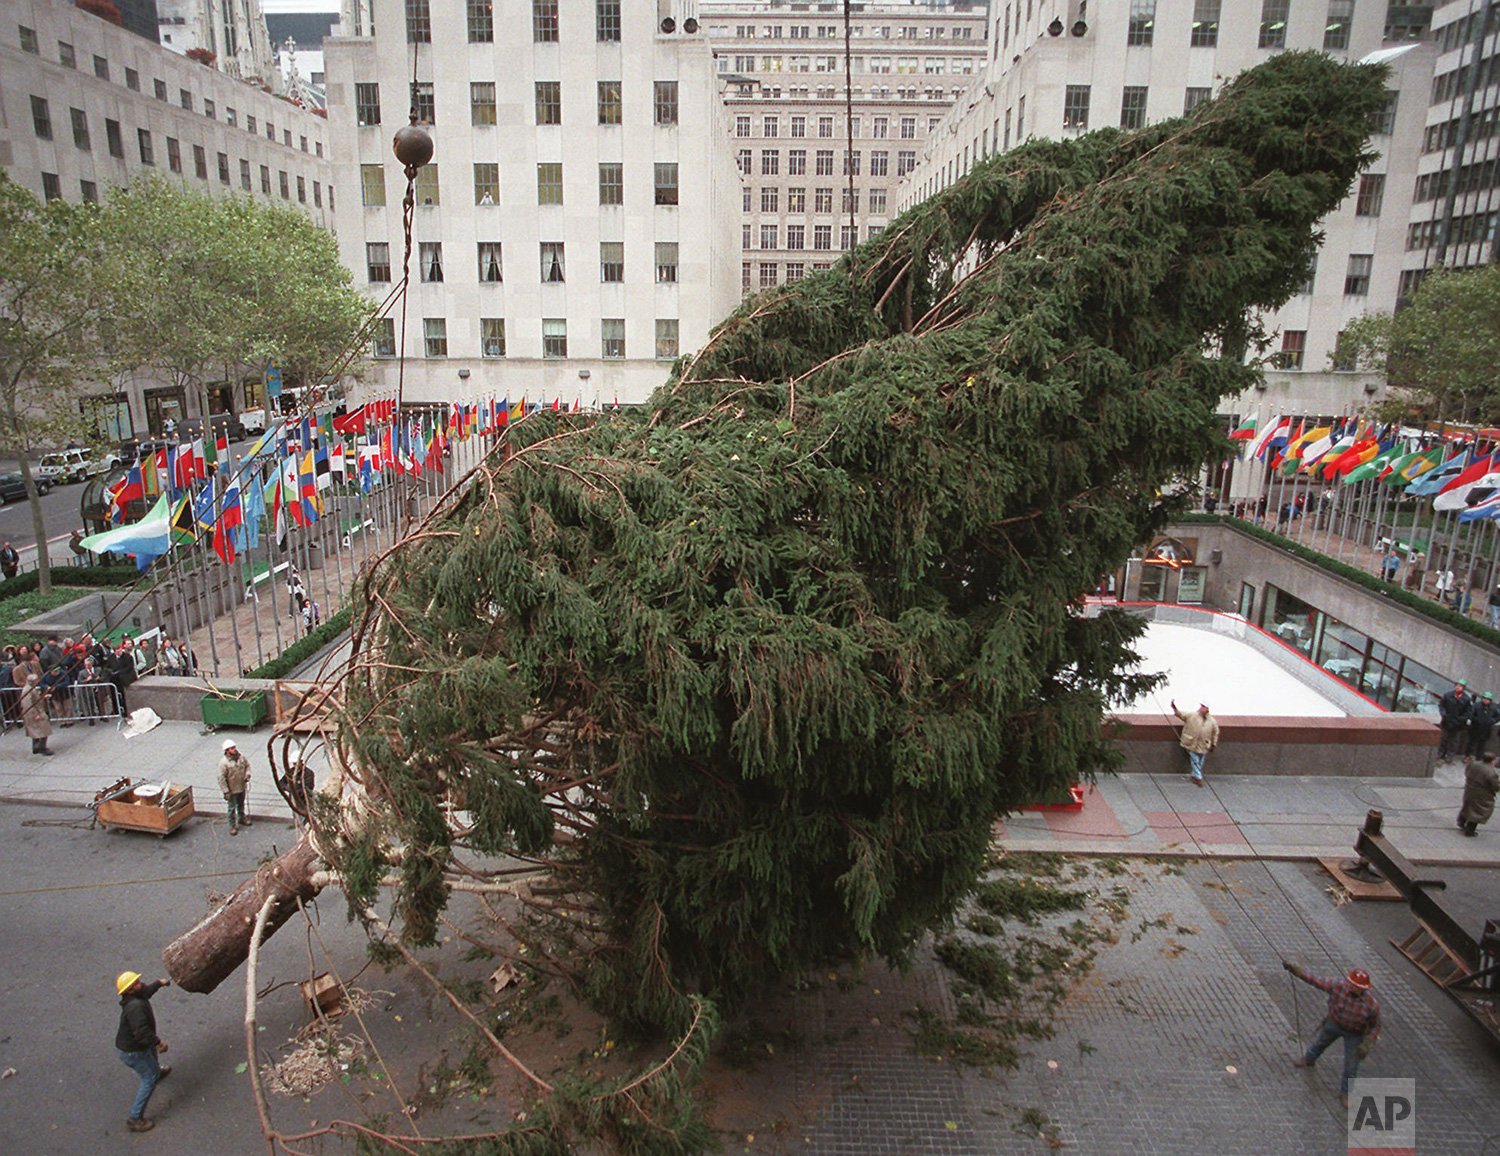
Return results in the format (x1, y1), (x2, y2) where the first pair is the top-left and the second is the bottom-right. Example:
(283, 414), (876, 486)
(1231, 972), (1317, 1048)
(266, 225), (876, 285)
(1116, 621), (1347, 717)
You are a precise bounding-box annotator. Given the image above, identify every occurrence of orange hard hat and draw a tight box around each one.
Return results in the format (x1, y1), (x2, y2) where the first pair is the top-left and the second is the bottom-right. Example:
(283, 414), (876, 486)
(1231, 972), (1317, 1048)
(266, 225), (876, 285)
(1347, 968), (1372, 990)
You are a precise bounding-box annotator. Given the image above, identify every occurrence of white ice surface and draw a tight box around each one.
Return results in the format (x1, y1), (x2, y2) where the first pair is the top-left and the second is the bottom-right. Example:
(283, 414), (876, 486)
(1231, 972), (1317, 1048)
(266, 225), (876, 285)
(1116, 621), (1347, 717)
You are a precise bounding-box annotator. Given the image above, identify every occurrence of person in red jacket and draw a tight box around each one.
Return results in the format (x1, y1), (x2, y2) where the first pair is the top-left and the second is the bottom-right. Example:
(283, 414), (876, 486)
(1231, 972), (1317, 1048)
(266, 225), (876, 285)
(1284, 961), (1381, 1106)
(115, 971), (173, 1132)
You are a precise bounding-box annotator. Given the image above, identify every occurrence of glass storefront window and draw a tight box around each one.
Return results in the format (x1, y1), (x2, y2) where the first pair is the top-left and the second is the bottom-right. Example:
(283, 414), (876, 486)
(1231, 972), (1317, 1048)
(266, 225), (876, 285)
(1262, 584), (1316, 660)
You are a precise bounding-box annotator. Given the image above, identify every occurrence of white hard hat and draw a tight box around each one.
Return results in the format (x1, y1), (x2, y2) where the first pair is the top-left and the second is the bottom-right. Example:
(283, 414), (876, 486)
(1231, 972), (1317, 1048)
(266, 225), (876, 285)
(222, 738), (238, 751)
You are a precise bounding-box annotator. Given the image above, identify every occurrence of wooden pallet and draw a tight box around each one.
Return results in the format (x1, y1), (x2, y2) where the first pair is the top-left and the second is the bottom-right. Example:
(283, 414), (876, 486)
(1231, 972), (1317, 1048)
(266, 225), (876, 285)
(1393, 921), (1475, 988)
(272, 679), (340, 735)
(1317, 856), (1403, 901)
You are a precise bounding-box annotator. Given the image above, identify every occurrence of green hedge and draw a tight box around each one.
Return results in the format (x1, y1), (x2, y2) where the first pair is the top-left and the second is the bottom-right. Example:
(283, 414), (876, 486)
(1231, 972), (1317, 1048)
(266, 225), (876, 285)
(0, 564), (140, 602)
(245, 604), (354, 679)
(1175, 512), (1500, 649)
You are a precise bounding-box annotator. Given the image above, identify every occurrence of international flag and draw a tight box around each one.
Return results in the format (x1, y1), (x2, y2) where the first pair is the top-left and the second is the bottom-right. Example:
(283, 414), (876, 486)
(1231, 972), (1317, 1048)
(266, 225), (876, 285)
(174, 443), (195, 489)
(213, 481), (243, 564)
(1228, 416), (1258, 441)
(496, 398), (509, 429)
(170, 494), (198, 541)
(333, 405), (367, 435)
(241, 468), (264, 550)
(297, 450), (321, 524)
(314, 440), (332, 491)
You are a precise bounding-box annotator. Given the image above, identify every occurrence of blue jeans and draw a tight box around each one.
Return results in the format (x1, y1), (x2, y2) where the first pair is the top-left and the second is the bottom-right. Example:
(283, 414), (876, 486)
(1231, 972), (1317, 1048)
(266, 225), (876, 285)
(118, 1047), (161, 1120)
(1187, 751), (1206, 781)
(1303, 1019), (1364, 1094)
(225, 791), (246, 829)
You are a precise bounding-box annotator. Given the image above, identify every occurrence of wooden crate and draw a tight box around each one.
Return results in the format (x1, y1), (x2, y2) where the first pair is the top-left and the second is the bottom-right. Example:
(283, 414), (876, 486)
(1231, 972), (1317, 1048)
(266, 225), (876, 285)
(96, 784), (195, 837)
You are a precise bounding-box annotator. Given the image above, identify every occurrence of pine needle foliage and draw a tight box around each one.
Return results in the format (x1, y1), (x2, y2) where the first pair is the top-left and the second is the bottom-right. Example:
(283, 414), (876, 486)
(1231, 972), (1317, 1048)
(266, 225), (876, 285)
(331, 54), (1385, 1042)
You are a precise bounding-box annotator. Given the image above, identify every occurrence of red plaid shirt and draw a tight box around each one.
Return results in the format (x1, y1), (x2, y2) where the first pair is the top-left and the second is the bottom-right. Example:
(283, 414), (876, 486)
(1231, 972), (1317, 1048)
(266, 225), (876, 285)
(1303, 973), (1381, 1037)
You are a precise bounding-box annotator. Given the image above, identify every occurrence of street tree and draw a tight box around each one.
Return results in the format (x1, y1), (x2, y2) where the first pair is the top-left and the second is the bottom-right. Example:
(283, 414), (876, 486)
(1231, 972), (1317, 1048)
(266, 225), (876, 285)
(1336, 264), (1500, 425)
(163, 53), (1387, 1153)
(0, 172), (111, 593)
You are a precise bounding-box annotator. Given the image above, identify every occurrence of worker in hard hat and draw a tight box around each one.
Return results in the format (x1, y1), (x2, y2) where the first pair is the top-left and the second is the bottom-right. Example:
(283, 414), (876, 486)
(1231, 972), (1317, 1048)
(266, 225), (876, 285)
(115, 970), (173, 1132)
(1283, 961), (1382, 1107)
(217, 738), (252, 835)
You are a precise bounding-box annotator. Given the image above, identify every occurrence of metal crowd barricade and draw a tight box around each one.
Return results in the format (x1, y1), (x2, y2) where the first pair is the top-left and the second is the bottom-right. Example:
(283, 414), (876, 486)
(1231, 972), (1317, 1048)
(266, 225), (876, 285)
(0, 684), (21, 731)
(61, 680), (124, 731)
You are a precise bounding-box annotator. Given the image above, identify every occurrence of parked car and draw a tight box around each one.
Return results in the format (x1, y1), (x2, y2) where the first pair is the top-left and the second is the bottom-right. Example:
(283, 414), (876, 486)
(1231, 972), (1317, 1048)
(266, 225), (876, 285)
(0, 473), (52, 502)
(36, 448), (89, 484)
(239, 407), (267, 435)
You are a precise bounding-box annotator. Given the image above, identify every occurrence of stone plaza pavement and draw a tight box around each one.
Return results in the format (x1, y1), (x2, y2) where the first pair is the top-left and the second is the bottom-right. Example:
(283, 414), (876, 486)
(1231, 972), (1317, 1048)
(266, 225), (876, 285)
(2, 717), (1499, 1153)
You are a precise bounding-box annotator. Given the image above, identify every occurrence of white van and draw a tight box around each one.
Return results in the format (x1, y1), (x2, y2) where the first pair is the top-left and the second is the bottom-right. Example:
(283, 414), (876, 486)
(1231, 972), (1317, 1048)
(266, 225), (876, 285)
(36, 449), (89, 484)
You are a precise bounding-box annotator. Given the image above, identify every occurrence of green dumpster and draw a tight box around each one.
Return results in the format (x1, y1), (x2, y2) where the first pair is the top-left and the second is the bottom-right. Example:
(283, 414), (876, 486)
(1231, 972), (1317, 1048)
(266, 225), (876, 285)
(200, 691), (268, 729)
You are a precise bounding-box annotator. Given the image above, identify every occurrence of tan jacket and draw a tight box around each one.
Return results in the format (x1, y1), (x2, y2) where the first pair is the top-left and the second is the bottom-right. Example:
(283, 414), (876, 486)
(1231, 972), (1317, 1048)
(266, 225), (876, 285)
(217, 752), (251, 794)
(1174, 707), (1219, 754)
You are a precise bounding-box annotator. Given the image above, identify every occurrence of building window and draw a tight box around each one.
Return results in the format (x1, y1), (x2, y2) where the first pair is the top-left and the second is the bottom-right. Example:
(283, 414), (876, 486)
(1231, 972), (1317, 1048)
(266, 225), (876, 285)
(467, 0), (494, 41)
(840, 224), (857, 250)
(413, 82), (435, 125)
(481, 318), (506, 357)
(788, 149), (806, 176)
(533, 0), (559, 41)
(785, 224), (805, 249)
(742, 262), (752, 290)
(1184, 87), (1212, 114)
(899, 116), (916, 140)
(472, 163), (499, 205)
(92, 54), (108, 80)
(870, 188), (887, 214)
(759, 262), (778, 288)
(762, 115), (779, 137)
(1274, 330), (1306, 370)
(1298, 254), (1319, 296)
(478, 241), (503, 282)
(761, 187), (779, 213)
(897, 150), (915, 176)
(785, 262), (805, 282)
(760, 225), (779, 250)
(180, 88), (193, 111)
(468, 82), (497, 127)
(1355, 174), (1385, 217)
(240, 159), (252, 190)
(166, 137), (182, 173)
(125, 67), (140, 91)
(537, 163), (563, 205)
(760, 150), (778, 176)
(814, 187), (833, 213)
(600, 241), (624, 282)
(415, 164), (440, 205)
(80, 180), (98, 203)
(1344, 253), (1373, 296)
(219, 153), (232, 185)
(1120, 86), (1148, 131)
(598, 163), (623, 205)
(193, 145), (208, 179)
(597, 0), (621, 42)
(361, 165), (386, 206)
(367, 242), (392, 282)
(313, 181), (322, 206)
(815, 149), (833, 176)
(1323, 0), (1354, 50)
(656, 319), (679, 359)
(41, 173), (61, 202)
(598, 81), (622, 125)
(787, 187), (805, 212)
(742, 223), (752, 250)
(406, 0), (432, 42)
(58, 40), (75, 68)
(30, 96), (52, 140)
(843, 150), (861, 176)
(19, 25), (38, 53)
(542, 318), (567, 358)
(601, 318), (626, 358)
(1259, 0), (1289, 49)
(1127, 0), (1156, 46)
(869, 151), (888, 176)
(813, 224), (832, 250)
(1063, 86), (1090, 131)
(735, 115), (751, 139)
(356, 83), (381, 126)
(1191, 0), (1221, 47)
(1372, 90), (1398, 136)
(138, 128), (154, 165)
(655, 242), (679, 283)
(260, 165), (272, 194)
(541, 242), (566, 282)
(247, 114), (256, 133)
(655, 81), (678, 125)
(105, 119), (123, 158)
(70, 107), (90, 151)
(420, 242), (444, 282)
(279, 171), (290, 199)
(373, 318), (396, 358)
(540, 80), (564, 125)
(423, 318), (447, 358)
(654, 163), (679, 205)
(791, 115), (807, 138)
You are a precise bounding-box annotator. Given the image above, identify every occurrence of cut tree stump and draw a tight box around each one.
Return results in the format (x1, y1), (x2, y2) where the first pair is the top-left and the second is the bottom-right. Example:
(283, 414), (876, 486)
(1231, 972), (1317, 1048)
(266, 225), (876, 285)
(162, 837), (325, 993)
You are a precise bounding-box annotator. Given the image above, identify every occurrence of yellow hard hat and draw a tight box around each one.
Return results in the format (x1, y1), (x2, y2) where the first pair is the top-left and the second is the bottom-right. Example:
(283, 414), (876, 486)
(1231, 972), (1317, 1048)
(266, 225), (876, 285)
(116, 970), (141, 996)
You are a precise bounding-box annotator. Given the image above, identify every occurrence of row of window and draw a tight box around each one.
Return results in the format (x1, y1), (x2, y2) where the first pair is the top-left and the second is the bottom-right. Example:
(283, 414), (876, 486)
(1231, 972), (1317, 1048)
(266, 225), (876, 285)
(372, 240), (682, 286)
(1406, 209), (1499, 253)
(743, 187), (892, 215)
(733, 113), (928, 140)
(377, 316), (680, 362)
(17, 24), (321, 156)
(404, 0), (619, 45)
(741, 260), (834, 290)
(360, 161), (677, 209)
(733, 149), (904, 176)
(720, 55), (977, 75)
(1055, 84), (1399, 136)
(355, 79), (679, 129)
(713, 22), (976, 41)
(28, 98), (329, 208)
(742, 223), (879, 252)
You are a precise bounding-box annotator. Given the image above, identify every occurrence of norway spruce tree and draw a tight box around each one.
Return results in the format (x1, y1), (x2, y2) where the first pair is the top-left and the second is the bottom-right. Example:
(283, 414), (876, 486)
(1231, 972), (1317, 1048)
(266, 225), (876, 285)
(323, 53), (1385, 1038)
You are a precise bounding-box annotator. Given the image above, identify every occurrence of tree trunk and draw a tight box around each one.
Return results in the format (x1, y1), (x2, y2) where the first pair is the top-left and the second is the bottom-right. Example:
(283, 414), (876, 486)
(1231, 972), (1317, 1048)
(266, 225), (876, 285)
(162, 836), (324, 993)
(18, 458), (51, 595)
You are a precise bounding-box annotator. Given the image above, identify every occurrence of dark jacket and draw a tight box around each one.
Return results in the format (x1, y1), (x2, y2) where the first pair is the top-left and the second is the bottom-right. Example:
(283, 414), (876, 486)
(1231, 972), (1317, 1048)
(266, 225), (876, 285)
(1440, 689), (1473, 728)
(115, 980), (166, 1052)
(107, 651), (138, 688)
(1461, 760), (1500, 826)
(1470, 700), (1500, 737)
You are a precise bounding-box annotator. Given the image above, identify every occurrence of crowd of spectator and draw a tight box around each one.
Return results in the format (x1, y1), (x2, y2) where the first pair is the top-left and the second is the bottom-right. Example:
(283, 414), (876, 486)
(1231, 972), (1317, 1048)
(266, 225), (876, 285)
(0, 632), (197, 729)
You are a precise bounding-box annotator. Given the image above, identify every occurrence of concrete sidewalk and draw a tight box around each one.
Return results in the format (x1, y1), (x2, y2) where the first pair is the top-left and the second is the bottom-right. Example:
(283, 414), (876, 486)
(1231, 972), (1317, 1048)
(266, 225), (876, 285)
(1000, 759), (1500, 866)
(1, 710), (1495, 867)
